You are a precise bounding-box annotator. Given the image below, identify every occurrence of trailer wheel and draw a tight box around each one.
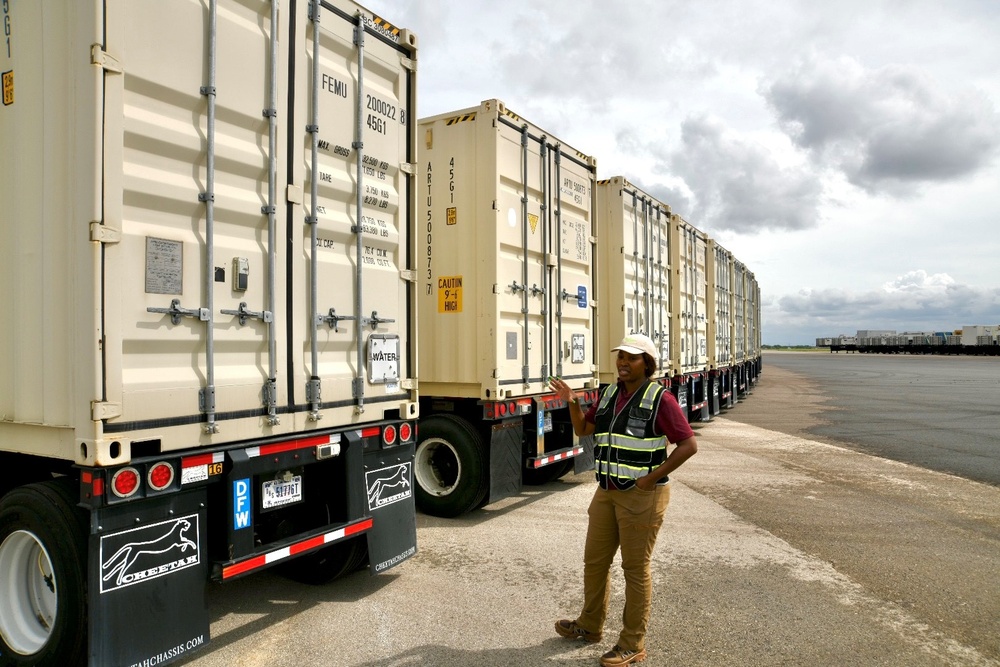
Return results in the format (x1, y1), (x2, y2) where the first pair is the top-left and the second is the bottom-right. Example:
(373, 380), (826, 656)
(414, 415), (487, 517)
(0, 478), (87, 667)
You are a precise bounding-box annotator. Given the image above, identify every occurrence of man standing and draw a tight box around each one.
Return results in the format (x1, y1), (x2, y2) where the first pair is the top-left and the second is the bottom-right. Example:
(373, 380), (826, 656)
(549, 334), (698, 666)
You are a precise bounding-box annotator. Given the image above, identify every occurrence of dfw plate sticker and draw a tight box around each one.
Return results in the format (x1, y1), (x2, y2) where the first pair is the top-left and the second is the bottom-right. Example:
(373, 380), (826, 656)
(366, 462), (412, 511)
(99, 514), (200, 593)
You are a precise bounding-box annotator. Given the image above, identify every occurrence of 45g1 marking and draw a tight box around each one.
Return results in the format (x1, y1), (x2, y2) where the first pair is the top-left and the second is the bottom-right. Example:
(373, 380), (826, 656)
(3, 0), (12, 59)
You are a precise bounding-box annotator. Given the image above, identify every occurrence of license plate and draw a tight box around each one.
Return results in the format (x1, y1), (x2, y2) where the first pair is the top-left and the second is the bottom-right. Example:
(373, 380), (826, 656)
(261, 476), (302, 509)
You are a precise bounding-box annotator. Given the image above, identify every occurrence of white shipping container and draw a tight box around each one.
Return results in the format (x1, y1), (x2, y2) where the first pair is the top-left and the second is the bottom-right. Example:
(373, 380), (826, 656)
(708, 240), (734, 370)
(0, 1), (417, 463)
(417, 100), (598, 399)
(671, 214), (709, 376)
(594, 177), (671, 384)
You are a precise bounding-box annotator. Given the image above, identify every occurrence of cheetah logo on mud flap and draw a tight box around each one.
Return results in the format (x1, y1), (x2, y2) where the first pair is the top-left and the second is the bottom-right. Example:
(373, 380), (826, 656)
(99, 515), (200, 593)
(366, 463), (412, 510)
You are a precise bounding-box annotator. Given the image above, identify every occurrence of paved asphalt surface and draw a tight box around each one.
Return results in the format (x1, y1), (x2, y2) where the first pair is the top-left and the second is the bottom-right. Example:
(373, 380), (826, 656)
(755, 351), (1000, 487)
(178, 352), (1000, 667)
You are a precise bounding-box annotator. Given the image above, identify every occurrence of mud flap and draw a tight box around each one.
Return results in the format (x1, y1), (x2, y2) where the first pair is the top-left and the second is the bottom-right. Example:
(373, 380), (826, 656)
(89, 488), (209, 667)
(488, 420), (523, 504)
(573, 433), (595, 474)
(364, 441), (417, 574)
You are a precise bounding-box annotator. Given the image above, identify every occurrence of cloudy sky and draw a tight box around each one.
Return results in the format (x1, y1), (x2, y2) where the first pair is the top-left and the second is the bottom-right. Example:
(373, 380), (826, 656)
(371, 0), (1000, 344)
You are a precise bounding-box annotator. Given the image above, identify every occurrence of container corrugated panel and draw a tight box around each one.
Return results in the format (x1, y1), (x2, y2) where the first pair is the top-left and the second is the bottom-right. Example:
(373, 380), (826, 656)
(594, 178), (671, 385)
(707, 240), (734, 370)
(669, 215), (709, 376)
(418, 100), (598, 399)
(0, 0), (417, 464)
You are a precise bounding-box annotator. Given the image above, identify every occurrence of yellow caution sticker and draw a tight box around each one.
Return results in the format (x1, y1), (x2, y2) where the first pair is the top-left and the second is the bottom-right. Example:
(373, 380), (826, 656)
(2, 70), (12, 106)
(447, 206), (457, 225)
(437, 275), (462, 313)
(528, 213), (538, 234)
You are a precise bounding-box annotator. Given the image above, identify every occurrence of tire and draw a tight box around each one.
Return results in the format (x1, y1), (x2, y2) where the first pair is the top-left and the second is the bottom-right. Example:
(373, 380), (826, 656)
(0, 479), (88, 667)
(523, 458), (574, 486)
(413, 414), (488, 517)
(279, 535), (368, 585)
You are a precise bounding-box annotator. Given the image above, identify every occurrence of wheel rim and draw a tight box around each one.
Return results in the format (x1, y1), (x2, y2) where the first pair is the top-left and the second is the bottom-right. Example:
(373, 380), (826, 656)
(0, 530), (57, 655)
(415, 437), (461, 497)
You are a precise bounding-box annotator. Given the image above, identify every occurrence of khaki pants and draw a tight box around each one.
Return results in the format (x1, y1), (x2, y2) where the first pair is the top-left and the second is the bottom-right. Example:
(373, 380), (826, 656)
(576, 483), (671, 652)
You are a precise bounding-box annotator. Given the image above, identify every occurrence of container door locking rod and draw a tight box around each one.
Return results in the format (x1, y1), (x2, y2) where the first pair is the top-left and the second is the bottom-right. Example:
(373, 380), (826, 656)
(148, 0), (220, 433)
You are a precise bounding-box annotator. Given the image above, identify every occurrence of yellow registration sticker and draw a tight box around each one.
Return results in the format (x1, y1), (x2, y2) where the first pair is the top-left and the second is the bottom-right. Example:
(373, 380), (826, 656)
(2, 70), (12, 106)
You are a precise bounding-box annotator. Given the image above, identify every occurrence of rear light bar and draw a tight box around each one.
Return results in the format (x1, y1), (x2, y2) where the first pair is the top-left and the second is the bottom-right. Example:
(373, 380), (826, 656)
(482, 390), (601, 420)
(88, 423), (416, 505)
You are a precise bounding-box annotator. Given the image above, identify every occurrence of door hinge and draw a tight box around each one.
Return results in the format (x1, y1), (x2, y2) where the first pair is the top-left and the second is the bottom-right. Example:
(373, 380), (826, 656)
(91, 45), (123, 73)
(92, 401), (123, 421)
(400, 162), (416, 175)
(90, 222), (121, 244)
(400, 270), (416, 282)
(400, 55), (415, 72)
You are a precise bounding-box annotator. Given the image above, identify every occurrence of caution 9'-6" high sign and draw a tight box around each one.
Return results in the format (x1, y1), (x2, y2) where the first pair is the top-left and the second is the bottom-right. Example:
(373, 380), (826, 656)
(437, 275), (462, 313)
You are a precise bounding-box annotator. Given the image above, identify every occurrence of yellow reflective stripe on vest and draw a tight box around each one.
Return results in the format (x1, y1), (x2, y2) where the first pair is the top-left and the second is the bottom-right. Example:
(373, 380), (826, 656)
(596, 460), (653, 480)
(595, 432), (662, 451)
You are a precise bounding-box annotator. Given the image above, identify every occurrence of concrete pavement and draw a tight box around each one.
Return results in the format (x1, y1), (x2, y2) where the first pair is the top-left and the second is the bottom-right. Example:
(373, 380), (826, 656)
(180, 366), (1000, 667)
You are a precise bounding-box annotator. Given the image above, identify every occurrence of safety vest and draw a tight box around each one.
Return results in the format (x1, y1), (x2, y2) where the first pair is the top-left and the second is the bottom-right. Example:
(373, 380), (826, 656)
(593, 381), (667, 490)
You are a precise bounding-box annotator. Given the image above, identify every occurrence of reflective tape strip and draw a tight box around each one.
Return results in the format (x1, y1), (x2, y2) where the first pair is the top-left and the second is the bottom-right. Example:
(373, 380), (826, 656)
(597, 460), (649, 480)
(245, 433), (339, 459)
(532, 446), (584, 468)
(221, 517), (373, 580)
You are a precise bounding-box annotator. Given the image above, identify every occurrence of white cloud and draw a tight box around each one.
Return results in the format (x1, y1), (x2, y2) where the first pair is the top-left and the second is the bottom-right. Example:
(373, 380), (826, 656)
(763, 55), (1000, 195)
(882, 270), (955, 293)
(371, 0), (1000, 344)
(767, 272), (1000, 343)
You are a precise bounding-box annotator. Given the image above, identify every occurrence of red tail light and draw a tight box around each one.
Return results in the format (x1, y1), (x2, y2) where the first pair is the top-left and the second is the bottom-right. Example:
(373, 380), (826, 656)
(147, 462), (175, 491)
(111, 467), (140, 498)
(383, 425), (398, 446)
(399, 422), (413, 442)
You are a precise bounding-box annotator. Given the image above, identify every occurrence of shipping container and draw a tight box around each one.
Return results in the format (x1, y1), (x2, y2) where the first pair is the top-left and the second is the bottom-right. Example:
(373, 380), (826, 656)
(707, 240), (735, 413)
(732, 260), (761, 392)
(670, 214), (711, 418)
(594, 178), (671, 383)
(415, 99), (600, 517)
(0, 1), (418, 665)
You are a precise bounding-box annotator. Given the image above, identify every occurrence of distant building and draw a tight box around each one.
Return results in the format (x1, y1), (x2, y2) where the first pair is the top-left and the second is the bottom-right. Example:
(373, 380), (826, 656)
(962, 325), (998, 346)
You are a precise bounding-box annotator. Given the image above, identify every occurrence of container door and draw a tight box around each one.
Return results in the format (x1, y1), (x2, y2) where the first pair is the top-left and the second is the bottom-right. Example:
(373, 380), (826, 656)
(494, 117), (596, 390)
(549, 149), (596, 383)
(292, 3), (415, 420)
(713, 245), (733, 368)
(102, 0), (284, 436)
(674, 220), (709, 374)
(621, 190), (671, 372)
(734, 263), (747, 362)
